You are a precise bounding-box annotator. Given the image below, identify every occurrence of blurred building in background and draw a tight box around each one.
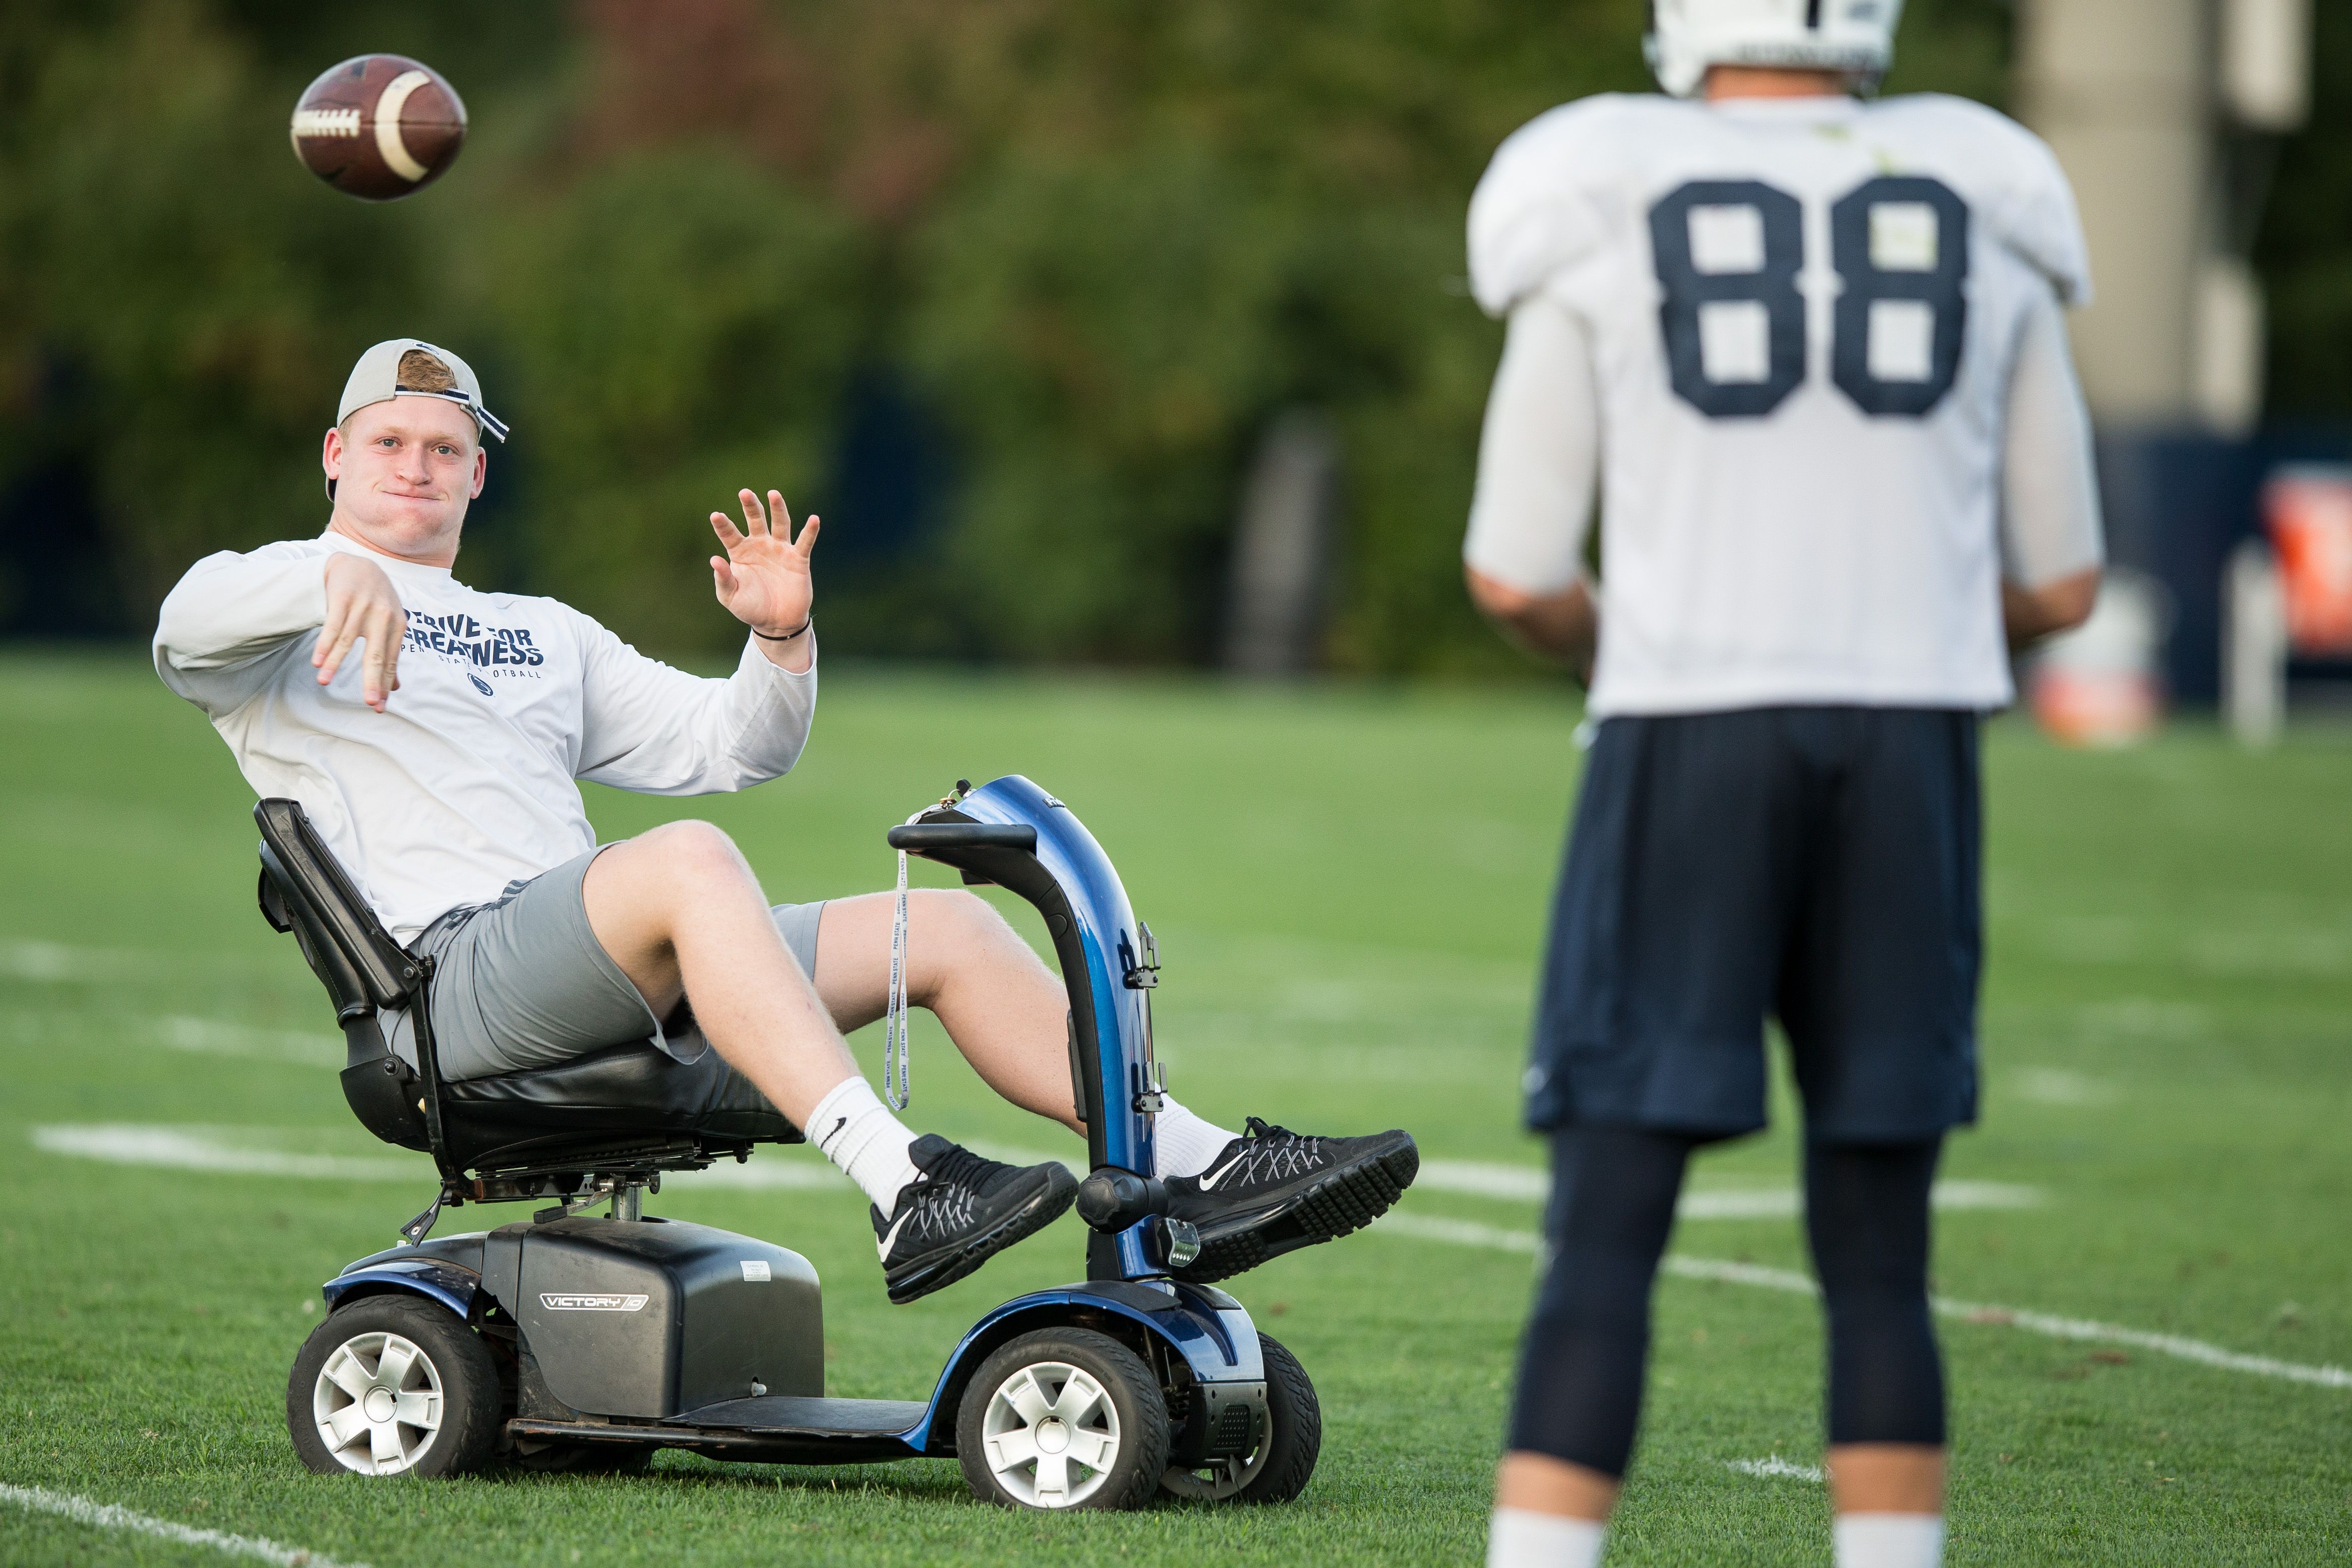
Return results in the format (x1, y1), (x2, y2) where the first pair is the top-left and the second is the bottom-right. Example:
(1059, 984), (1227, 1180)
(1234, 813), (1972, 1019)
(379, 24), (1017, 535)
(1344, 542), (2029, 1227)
(2020, 0), (2348, 731)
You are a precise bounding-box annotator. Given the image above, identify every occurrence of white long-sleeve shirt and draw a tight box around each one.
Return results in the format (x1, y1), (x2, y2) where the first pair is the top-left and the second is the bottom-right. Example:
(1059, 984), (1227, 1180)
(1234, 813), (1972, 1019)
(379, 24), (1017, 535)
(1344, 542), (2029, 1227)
(156, 529), (817, 941)
(1463, 92), (2104, 716)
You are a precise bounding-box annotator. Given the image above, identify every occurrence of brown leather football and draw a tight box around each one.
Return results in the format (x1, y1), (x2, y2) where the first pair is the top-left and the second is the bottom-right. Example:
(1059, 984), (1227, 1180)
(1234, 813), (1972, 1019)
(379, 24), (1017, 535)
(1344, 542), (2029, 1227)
(289, 55), (467, 201)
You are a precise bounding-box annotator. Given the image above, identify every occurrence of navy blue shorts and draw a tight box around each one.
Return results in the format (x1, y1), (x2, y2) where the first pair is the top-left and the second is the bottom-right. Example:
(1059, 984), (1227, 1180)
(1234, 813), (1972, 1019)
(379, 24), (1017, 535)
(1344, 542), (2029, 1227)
(1525, 706), (1982, 1144)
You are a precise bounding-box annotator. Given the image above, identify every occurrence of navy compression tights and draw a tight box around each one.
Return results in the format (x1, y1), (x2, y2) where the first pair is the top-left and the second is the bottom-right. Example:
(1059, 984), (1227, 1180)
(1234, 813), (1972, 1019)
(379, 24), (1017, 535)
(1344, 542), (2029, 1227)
(1505, 1123), (1946, 1477)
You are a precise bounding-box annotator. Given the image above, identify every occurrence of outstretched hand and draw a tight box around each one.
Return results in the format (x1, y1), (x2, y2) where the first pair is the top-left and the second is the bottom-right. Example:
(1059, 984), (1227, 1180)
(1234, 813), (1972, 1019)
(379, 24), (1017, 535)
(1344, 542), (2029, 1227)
(710, 489), (818, 643)
(316, 553), (406, 713)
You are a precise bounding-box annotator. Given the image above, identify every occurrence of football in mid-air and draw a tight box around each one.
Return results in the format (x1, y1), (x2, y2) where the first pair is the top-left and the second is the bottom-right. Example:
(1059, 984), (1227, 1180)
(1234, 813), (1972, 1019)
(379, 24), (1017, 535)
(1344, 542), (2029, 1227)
(289, 54), (467, 201)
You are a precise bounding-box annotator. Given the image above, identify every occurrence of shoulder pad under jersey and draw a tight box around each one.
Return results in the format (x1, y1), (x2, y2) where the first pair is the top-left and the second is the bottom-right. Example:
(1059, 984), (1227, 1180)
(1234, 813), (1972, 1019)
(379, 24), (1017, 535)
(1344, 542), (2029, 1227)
(1875, 94), (2093, 307)
(1469, 94), (1666, 319)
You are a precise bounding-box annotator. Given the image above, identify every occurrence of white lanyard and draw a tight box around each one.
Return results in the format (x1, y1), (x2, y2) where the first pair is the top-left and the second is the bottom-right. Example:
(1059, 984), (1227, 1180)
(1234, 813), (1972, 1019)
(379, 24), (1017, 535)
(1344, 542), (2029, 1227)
(882, 811), (922, 1110)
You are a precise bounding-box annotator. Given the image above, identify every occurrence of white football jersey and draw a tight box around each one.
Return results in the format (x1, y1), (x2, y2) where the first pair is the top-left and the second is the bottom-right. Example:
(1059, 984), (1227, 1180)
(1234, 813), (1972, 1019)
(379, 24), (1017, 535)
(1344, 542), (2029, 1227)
(1468, 92), (2092, 715)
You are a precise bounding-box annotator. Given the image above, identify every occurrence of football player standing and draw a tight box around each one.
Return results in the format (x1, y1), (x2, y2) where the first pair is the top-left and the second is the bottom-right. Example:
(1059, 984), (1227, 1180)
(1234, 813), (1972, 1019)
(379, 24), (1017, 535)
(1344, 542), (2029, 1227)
(1463, 4), (2103, 1566)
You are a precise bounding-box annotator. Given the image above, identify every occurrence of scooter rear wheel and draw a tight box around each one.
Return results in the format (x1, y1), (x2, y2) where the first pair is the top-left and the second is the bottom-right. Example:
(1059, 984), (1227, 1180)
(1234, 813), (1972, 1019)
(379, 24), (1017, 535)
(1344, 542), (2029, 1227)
(1160, 1331), (1321, 1504)
(957, 1328), (1172, 1511)
(287, 1294), (502, 1477)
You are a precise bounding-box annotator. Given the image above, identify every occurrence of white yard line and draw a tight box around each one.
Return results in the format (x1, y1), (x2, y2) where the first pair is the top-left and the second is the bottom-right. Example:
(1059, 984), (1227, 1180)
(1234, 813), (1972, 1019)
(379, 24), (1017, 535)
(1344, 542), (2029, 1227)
(1928, 1181), (2045, 1212)
(1378, 1212), (1544, 1253)
(664, 1158), (832, 1190)
(1, 1008), (340, 1065)
(0, 940), (278, 982)
(27, 1122), (837, 1191)
(31, 1125), (425, 1182)
(1418, 1159), (1547, 1200)
(2013, 1067), (2117, 1107)
(0, 1483), (367, 1568)
(1663, 1255), (1817, 1294)
(1690, 1179), (2038, 1220)
(1725, 1457), (1823, 1483)
(0, 940), (115, 981)
(969, 1140), (1087, 1178)
(151, 1016), (342, 1065)
(1675, 1188), (1815, 1221)
(1375, 1214), (2352, 1392)
(1414, 1160), (2039, 1220)
(1928, 1297), (2352, 1391)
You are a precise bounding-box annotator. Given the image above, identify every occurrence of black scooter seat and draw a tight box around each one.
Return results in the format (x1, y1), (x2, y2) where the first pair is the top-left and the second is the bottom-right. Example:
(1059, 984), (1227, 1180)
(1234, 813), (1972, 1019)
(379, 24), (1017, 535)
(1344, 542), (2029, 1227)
(252, 797), (801, 1176)
(440, 1038), (796, 1144)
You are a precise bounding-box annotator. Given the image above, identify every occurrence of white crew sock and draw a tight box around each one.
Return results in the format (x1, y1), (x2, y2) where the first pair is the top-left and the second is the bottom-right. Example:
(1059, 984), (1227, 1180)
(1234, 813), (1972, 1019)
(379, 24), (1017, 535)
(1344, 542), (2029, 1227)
(809, 1077), (921, 1220)
(1486, 1507), (1605, 1568)
(1834, 1514), (1945, 1568)
(1153, 1097), (1240, 1180)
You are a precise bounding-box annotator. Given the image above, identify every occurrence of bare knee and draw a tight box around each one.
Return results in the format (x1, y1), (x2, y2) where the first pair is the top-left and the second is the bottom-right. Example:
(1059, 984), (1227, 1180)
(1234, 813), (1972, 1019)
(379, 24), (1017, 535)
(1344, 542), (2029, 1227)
(645, 818), (745, 868)
(911, 887), (999, 935)
(633, 820), (759, 902)
(907, 888), (1018, 1002)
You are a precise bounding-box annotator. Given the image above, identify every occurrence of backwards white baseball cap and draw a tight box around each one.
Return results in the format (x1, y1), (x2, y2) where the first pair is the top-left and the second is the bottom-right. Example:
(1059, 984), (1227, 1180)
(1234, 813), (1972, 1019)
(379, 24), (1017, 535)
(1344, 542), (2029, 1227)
(328, 338), (509, 501)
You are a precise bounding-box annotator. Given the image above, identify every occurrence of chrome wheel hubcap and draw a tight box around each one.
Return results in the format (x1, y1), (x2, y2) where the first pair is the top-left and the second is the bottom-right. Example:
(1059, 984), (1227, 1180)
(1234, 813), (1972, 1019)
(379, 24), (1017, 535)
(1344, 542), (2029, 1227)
(312, 1330), (444, 1475)
(981, 1360), (1121, 1507)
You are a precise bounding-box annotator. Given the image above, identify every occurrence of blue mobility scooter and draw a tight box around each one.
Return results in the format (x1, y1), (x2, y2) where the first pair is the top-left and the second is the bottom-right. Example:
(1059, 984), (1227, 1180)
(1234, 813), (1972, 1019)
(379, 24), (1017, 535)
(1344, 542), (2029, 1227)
(260, 775), (1318, 1510)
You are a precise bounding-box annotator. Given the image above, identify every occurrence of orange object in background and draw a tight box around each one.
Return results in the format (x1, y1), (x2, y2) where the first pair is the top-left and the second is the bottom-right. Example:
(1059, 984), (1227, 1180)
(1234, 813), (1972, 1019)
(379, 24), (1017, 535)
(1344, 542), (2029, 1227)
(2263, 466), (2352, 655)
(2028, 570), (2167, 748)
(2032, 664), (2159, 747)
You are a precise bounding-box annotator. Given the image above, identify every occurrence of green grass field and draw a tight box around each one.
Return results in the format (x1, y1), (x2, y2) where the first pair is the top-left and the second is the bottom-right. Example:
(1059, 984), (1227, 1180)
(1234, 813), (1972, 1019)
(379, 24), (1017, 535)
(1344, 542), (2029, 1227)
(3, 649), (2349, 1565)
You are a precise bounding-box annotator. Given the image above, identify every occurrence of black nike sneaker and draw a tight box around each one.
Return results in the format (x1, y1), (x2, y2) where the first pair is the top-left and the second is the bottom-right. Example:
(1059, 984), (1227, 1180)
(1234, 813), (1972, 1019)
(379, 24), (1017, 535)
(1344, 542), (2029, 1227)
(1162, 1118), (1419, 1284)
(872, 1135), (1078, 1304)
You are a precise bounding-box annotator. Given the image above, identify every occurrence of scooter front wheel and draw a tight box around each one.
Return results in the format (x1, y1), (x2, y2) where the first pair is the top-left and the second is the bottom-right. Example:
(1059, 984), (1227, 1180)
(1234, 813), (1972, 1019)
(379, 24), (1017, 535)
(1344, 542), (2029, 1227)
(956, 1328), (1172, 1511)
(1160, 1331), (1321, 1504)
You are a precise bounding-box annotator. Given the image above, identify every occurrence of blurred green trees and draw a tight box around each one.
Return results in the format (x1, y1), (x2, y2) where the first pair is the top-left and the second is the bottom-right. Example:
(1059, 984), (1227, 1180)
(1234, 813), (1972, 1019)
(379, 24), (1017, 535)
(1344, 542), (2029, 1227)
(1, 0), (2054, 669)
(2256, 1), (2352, 427)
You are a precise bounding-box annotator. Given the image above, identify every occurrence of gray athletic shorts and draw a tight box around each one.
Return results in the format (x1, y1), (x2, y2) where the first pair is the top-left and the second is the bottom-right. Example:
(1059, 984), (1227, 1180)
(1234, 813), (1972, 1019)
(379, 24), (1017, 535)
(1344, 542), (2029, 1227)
(384, 846), (825, 1082)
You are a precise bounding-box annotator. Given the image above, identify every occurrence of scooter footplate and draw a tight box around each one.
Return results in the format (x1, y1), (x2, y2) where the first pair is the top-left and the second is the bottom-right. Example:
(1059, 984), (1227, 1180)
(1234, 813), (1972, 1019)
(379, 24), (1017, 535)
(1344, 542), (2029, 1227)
(676, 1395), (929, 1437)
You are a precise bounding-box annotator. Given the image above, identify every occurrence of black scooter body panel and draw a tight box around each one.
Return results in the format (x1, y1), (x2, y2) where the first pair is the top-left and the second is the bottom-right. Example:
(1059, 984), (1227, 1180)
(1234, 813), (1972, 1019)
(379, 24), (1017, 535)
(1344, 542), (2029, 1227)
(503, 1216), (823, 1418)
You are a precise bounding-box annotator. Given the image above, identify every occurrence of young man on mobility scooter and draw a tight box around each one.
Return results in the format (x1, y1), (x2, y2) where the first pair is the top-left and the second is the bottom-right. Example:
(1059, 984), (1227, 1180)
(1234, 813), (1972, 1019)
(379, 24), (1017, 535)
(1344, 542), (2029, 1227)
(153, 338), (1416, 1308)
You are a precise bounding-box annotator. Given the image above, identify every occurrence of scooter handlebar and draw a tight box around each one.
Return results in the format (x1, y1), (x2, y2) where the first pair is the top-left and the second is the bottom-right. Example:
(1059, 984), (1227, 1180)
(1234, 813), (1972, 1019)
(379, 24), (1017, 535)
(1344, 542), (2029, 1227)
(886, 822), (1039, 854)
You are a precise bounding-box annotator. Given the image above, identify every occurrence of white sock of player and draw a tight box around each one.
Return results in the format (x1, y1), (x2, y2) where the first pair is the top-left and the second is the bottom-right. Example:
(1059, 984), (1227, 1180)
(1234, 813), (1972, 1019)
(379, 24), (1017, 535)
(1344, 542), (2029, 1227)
(809, 1077), (921, 1220)
(1833, 1514), (1945, 1568)
(1486, 1507), (1605, 1568)
(1153, 1098), (1240, 1180)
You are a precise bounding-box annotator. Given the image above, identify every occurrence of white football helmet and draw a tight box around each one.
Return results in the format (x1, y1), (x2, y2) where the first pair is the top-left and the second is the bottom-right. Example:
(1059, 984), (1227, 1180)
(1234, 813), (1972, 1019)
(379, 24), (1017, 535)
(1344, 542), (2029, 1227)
(1645, 0), (1905, 99)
